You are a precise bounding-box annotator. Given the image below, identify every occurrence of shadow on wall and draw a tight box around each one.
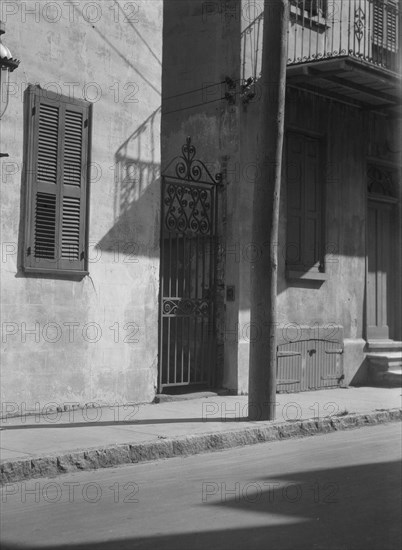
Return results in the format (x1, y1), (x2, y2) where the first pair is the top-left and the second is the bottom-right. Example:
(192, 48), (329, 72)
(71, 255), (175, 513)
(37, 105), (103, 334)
(96, 108), (161, 259)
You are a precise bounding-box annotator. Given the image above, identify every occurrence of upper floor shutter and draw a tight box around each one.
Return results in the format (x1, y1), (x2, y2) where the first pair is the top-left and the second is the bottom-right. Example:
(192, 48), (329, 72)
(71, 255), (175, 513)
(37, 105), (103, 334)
(292, 0), (326, 17)
(386, 0), (398, 52)
(373, 0), (398, 52)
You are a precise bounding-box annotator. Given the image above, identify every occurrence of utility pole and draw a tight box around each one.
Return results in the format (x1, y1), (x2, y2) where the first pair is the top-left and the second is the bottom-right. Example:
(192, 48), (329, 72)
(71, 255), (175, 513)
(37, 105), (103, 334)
(248, 0), (289, 421)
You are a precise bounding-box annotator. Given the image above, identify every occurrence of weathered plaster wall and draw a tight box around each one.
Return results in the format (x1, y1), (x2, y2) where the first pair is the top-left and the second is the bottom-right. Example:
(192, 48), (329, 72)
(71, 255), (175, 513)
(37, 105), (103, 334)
(161, 0), (241, 389)
(0, 0), (162, 410)
(237, 87), (401, 390)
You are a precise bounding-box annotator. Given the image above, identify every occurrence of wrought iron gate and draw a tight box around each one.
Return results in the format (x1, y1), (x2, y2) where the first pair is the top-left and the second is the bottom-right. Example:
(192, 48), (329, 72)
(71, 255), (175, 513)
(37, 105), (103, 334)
(159, 138), (221, 390)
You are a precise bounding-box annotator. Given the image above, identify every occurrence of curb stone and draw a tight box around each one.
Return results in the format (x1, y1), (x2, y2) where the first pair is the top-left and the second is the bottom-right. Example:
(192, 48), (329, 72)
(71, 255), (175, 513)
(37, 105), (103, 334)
(1, 408), (401, 485)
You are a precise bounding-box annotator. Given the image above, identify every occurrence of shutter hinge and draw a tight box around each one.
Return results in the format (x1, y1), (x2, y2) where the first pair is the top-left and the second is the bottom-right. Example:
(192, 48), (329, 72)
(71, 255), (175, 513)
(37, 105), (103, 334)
(84, 119), (88, 128)
(81, 251), (85, 260)
(27, 246), (31, 256)
(32, 106), (36, 116)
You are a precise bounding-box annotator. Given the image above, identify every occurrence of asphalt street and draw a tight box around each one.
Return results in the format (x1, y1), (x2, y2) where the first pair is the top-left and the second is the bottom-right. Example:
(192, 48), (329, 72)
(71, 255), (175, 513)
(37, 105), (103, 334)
(1, 423), (401, 550)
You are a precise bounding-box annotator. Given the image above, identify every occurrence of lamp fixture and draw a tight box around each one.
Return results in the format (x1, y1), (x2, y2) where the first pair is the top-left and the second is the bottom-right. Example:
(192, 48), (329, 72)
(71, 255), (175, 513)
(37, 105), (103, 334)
(0, 20), (20, 157)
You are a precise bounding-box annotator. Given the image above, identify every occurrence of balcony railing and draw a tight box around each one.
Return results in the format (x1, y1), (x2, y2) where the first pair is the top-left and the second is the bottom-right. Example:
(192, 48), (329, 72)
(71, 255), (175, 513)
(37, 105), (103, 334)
(241, 0), (400, 83)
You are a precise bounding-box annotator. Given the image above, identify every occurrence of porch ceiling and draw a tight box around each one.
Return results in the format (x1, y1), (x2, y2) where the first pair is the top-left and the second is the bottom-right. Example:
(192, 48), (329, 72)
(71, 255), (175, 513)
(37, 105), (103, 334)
(286, 57), (402, 116)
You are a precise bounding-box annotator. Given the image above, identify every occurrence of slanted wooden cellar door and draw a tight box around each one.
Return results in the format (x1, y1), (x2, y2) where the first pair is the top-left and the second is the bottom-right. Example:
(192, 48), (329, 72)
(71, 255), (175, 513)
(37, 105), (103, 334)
(159, 138), (221, 390)
(367, 164), (397, 340)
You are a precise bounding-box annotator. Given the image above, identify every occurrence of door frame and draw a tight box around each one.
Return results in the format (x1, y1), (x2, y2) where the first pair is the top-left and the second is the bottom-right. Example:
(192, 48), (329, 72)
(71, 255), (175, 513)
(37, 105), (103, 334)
(365, 160), (401, 341)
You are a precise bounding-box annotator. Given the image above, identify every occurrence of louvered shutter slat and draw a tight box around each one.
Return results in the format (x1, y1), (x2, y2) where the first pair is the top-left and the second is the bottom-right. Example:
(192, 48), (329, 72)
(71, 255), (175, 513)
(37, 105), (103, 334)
(30, 99), (60, 266)
(37, 103), (59, 189)
(63, 110), (83, 187)
(34, 193), (57, 259)
(61, 197), (81, 260)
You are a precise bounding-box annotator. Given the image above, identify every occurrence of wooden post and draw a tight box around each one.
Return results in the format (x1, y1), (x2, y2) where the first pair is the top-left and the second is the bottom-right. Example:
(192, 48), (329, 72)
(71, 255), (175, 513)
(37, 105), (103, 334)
(248, 0), (289, 421)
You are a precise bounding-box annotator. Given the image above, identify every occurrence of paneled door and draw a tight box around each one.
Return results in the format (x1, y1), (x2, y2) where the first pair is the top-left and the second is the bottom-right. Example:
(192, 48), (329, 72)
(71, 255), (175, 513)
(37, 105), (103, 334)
(367, 198), (394, 339)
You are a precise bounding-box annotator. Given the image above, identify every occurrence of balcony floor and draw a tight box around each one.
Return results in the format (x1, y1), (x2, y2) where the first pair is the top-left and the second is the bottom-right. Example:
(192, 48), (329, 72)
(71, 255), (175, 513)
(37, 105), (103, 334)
(287, 56), (401, 115)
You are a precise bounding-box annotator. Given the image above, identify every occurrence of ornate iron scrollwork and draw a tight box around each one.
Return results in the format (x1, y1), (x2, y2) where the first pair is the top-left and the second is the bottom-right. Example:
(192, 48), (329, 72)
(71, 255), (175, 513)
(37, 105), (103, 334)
(164, 184), (212, 235)
(162, 137), (223, 235)
(367, 164), (396, 196)
(163, 298), (210, 316)
(163, 137), (222, 185)
(354, 7), (365, 42)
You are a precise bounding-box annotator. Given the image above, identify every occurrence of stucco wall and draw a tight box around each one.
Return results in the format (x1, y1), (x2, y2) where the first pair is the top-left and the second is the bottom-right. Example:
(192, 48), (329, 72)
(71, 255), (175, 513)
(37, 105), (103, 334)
(161, 0), (241, 389)
(235, 86), (401, 391)
(0, 0), (162, 411)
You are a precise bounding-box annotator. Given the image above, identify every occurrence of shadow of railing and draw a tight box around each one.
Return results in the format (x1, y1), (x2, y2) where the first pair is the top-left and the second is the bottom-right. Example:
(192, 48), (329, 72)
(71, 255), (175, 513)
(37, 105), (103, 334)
(96, 108), (161, 258)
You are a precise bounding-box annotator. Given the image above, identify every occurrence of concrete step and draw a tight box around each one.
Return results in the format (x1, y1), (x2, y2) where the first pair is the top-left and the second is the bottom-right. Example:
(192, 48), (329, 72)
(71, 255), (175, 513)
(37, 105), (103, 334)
(367, 352), (402, 370)
(371, 370), (402, 387)
(368, 361), (402, 388)
(367, 341), (402, 353)
(367, 344), (402, 387)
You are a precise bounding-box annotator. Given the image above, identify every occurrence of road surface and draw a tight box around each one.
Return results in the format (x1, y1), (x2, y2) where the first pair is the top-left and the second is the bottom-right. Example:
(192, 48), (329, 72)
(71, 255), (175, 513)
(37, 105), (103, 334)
(1, 423), (401, 550)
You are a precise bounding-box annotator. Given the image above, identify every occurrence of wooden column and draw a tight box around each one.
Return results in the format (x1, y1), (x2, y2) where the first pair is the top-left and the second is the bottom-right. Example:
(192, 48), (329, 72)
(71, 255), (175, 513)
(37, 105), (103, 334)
(248, 0), (289, 421)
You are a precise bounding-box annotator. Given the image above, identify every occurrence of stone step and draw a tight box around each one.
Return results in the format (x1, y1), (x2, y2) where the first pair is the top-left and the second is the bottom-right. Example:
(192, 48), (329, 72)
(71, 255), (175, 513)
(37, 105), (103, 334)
(371, 370), (402, 387)
(367, 352), (402, 370)
(367, 340), (402, 353)
(367, 344), (402, 387)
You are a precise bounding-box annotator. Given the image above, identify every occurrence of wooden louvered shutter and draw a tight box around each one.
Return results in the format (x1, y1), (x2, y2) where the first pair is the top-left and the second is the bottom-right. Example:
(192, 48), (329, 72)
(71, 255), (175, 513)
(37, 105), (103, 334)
(286, 132), (323, 274)
(373, 1), (384, 47)
(23, 85), (91, 275)
(385, 0), (398, 52)
(58, 103), (89, 271)
(294, 0), (324, 17)
(303, 136), (322, 271)
(286, 133), (304, 269)
(373, 0), (398, 51)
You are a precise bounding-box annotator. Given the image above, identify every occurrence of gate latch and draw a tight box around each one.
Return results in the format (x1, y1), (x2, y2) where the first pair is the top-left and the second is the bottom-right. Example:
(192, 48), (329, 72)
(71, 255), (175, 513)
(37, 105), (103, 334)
(202, 286), (210, 300)
(226, 285), (235, 302)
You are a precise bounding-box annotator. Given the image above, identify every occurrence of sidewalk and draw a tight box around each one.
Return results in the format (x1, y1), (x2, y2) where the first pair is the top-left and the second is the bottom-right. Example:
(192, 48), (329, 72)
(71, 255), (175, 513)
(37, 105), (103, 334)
(1, 387), (401, 484)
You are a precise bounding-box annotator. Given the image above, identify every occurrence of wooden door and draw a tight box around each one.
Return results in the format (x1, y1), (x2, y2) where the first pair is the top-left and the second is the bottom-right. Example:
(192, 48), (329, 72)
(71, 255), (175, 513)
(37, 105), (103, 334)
(367, 199), (394, 339)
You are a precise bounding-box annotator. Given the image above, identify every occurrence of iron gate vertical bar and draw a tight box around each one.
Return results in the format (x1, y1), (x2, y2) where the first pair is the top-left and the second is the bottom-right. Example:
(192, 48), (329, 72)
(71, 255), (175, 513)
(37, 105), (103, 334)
(174, 233), (178, 384)
(192, 233), (199, 384)
(211, 179), (218, 387)
(181, 234), (186, 383)
(200, 237), (206, 383)
(159, 176), (164, 390)
(187, 236), (192, 382)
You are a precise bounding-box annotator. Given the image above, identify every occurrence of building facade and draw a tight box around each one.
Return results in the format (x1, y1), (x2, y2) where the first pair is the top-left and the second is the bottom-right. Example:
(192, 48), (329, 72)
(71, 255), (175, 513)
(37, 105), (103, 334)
(1, 0), (163, 411)
(0, 0), (401, 413)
